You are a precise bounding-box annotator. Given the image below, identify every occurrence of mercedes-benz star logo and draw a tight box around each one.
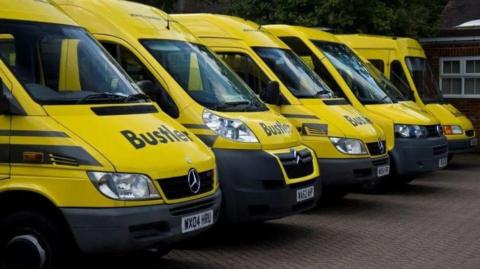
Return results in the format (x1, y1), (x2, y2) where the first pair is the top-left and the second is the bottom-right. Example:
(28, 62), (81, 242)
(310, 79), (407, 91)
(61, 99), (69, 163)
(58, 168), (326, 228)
(291, 149), (301, 164)
(187, 169), (201, 194)
(378, 141), (384, 154)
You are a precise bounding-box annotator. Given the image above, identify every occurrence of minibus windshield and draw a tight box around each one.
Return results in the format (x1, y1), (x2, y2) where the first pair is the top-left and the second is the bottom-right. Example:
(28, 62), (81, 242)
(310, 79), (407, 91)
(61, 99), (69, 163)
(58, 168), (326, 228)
(364, 62), (410, 102)
(312, 41), (394, 105)
(141, 40), (266, 112)
(0, 21), (142, 105)
(253, 47), (335, 99)
(405, 57), (444, 104)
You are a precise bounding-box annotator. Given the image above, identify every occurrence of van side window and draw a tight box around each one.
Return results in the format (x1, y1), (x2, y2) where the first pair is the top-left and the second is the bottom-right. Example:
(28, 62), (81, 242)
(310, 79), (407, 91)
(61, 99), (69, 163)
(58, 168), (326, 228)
(390, 60), (412, 97)
(369, 59), (385, 73)
(102, 42), (156, 84)
(216, 52), (270, 94)
(279, 36), (345, 98)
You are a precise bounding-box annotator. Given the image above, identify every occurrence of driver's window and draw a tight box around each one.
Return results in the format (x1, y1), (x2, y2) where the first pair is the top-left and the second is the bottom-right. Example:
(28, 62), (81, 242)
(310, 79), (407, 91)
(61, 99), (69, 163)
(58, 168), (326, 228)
(279, 36), (344, 98)
(217, 52), (270, 94)
(0, 35), (15, 68)
(101, 41), (169, 100)
(390, 60), (411, 94)
(102, 42), (156, 84)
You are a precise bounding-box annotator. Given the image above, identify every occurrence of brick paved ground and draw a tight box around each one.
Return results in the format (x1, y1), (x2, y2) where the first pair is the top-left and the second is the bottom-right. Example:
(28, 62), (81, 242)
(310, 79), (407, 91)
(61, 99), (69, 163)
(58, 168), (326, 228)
(83, 153), (480, 269)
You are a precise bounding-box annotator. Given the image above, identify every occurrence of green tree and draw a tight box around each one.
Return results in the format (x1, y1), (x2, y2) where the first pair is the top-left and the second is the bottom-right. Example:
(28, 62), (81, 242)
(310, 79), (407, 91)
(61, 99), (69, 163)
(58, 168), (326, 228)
(130, 0), (447, 37)
(132, 0), (177, 12)
(229, 0), (447, 37)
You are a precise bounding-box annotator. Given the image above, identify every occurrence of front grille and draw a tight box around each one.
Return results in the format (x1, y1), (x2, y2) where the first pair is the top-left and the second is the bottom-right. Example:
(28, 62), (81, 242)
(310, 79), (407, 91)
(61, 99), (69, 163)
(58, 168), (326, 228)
(302, 123), (328, 136)
(466, 130), (475, 137)
(158, 170), (214, 200)
(366, 141), (386, 156)
(275, 149), (314, 179)
(169, 197), (217, 216)
(433, 145), (448, 155)
(372, 157), (389, 166)
(426, 125), (441, 137)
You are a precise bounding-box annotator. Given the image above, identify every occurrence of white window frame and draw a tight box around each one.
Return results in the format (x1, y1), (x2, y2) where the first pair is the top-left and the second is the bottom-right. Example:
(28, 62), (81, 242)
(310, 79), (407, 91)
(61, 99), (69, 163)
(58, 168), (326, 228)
(440, 56), (480, 98)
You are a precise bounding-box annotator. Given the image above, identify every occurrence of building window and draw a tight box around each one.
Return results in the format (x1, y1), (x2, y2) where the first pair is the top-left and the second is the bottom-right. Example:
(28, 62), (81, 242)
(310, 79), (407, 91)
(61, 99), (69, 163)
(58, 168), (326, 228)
(440, 57), (480, 97)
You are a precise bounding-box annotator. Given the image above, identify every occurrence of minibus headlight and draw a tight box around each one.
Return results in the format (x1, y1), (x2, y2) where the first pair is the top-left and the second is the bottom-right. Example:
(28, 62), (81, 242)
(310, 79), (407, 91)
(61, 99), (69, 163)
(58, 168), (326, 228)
(443, 125), (463, 135)
(88, 172), (160, 200)
(394, 124), (428, 138)
(329, 137), (368, 155)
(203, 110), (258, 143)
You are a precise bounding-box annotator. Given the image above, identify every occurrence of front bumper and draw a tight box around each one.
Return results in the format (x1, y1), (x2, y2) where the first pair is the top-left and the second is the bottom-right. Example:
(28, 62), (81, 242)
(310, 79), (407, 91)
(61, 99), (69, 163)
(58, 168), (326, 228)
(447, 137), (478, 154)
(318, 155), (390, 188)
(391, 136), (448, 176)
(214, 149), (321, 224)
(62, 190), (222, 254)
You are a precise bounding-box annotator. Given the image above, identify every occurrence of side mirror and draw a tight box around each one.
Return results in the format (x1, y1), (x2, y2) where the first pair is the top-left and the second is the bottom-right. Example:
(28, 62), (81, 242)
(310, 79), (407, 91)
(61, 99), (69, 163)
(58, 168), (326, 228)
(0, 78), (9, 114)
(260, 81), (281, 105)
(136, 80), (179, 118)
(136, 80), (160, 96)
(157, 89), (180, 118)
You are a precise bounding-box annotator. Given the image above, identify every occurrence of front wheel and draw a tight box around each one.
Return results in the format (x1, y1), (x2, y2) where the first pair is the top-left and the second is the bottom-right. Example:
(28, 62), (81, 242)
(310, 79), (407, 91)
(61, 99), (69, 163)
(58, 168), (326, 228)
(0, 211), (66, 269)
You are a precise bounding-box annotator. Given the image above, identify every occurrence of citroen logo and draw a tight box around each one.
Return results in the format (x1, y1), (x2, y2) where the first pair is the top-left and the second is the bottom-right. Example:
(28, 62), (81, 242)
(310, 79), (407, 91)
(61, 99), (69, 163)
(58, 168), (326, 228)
(187, 169), (201, 194)
(378, 141), (385, 153)
(291, 149), (301, 164)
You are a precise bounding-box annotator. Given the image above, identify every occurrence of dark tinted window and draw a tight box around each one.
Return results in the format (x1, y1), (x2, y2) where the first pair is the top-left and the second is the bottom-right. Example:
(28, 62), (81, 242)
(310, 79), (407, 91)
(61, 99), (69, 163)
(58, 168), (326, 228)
(280, 36), (344, 98)
(369, 59), (385, 73)
(0, 21), (139, 105)
(254, 47), (334, 99)
(217, 52), (270, 94)
(390, 60), (413, 100)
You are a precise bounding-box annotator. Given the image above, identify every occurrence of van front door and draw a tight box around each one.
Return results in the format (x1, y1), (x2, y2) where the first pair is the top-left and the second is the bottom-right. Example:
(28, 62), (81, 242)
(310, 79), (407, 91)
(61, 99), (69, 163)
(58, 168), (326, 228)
(0, 74), (11, 179)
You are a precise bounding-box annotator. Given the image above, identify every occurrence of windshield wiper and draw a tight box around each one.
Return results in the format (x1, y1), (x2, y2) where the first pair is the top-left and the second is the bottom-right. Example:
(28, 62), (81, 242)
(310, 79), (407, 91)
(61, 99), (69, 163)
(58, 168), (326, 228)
(76, 93), (127, 104)
(124, 93), (150, 103)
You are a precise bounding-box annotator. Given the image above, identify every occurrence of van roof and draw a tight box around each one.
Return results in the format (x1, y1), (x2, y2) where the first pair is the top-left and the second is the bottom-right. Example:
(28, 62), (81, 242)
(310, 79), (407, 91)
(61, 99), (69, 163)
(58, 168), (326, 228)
(265, 24), (342, 44)
(52, 0), (199, 43)
(0, 0), (77, 26)
(336, 34), (425, 57)
(172, 13), (289, 49)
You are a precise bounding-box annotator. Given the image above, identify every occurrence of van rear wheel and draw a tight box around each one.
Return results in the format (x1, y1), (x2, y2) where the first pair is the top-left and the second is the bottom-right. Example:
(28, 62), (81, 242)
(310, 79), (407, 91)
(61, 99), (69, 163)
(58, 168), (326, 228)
(0, 211), (65, 269)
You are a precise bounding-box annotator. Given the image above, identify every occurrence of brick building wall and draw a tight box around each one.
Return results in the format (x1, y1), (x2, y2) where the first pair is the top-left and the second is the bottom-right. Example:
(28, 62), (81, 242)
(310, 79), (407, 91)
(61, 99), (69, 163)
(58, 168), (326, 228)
(423, 42), (480, 149)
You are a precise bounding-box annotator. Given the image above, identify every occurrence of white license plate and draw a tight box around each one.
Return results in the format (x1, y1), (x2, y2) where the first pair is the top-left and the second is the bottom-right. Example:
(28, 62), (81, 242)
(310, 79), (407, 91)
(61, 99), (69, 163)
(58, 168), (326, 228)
(439, 157), (448, 168)
(377, 165), (390, 177)
(471, 139), (478, 147)
(181, 210), (213, 234)
(296, 186), (315, 202)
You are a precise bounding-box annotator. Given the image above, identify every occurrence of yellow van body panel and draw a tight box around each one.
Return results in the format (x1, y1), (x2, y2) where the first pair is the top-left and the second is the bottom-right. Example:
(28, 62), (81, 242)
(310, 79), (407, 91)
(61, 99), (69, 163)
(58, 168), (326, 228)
(0, 0), (223, 256)
(174, 14), (388, 159)
(54, 3), (304, 149)
(53, 2), (322, 223)
(58, 40), (82, 92)
(0, 1), (219, 207)
(0, 0), (77, 25)
(265, 25), (441, 151)
(338, 34), (476, 142)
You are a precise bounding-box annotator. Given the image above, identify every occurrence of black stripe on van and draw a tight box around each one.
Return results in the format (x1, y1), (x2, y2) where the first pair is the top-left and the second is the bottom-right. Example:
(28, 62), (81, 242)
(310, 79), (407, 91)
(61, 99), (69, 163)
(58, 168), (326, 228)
(0, 130), (69, 137)
(282, 114), (319, 119)
(323, 99), (349, 105)
(91, 105), (158, 115)
(183, 124), (210, 130)
(0, 144), (100, 166)
(196, 135), (218, 147)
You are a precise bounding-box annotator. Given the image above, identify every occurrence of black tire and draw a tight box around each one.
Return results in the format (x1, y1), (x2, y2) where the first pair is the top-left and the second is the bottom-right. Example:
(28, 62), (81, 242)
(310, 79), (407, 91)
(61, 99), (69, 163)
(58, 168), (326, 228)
(0, 211), (66, 269)
(448, 154), (454, 164)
